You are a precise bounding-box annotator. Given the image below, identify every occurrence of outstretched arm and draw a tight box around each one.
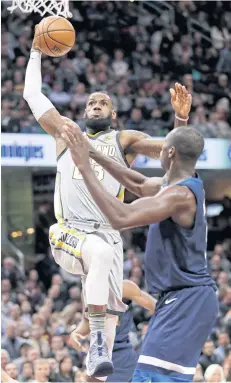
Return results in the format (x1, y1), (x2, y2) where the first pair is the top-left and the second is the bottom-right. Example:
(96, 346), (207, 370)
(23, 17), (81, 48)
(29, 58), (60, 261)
(89, 144), (163, 197)
(61, 126), (193, 231)
(123, 280), (156, 314)
(23, 27), (68, 139)
(119, 83), (192, 159)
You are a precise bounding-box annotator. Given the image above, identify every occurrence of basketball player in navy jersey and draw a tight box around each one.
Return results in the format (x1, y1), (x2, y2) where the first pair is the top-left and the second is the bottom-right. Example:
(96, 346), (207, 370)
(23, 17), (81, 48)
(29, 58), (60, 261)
(70, 280), (156, 383)
(61, 119), (219, 382)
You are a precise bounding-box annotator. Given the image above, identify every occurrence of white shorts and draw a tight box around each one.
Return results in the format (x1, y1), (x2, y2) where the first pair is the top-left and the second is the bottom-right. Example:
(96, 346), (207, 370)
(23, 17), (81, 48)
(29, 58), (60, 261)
(49, 220), (127, 315)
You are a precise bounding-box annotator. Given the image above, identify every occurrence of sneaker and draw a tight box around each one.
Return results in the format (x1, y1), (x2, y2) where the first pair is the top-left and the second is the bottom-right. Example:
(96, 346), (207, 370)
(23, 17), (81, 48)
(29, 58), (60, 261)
(87, 331), (114, 377)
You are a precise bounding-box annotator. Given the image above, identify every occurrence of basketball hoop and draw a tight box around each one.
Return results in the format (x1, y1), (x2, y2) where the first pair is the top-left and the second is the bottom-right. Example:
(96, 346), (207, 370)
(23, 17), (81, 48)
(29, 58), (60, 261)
(7, 0), (72, 18)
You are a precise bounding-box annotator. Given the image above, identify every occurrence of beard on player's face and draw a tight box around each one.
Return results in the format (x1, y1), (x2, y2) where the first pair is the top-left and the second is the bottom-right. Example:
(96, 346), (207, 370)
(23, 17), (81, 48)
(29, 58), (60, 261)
(84, 115), (112, 132)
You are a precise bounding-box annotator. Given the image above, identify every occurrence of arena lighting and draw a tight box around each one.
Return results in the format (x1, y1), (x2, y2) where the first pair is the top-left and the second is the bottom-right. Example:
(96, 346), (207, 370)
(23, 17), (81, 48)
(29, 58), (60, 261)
(27, 228), (35, 234)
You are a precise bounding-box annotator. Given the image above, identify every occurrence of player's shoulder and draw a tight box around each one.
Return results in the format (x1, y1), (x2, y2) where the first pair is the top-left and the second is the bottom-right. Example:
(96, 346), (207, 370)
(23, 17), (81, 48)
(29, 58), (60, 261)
(160, 184), (196, 208)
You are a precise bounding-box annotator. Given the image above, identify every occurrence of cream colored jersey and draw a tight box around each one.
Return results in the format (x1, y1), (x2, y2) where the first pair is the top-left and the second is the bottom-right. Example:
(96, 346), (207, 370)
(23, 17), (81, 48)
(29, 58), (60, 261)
(54, 129), (128, 225)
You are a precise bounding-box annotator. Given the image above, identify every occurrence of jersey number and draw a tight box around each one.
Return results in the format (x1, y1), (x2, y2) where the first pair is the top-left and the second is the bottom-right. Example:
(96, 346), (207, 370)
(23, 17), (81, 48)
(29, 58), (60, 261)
(73, 165), (104, 181)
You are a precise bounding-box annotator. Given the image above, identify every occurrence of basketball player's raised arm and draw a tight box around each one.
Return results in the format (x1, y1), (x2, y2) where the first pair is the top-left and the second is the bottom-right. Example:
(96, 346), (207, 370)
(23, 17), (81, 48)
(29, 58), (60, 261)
(23, 28), (67, 138)
(89, 144), (163, 197)
(119, 84), (191, 159)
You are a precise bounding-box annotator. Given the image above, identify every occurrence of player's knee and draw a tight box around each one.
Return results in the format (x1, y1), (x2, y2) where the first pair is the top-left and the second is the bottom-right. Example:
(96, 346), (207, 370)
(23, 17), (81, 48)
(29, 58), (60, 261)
(83, 235), (114, 271)
(94, 242), (114, 269)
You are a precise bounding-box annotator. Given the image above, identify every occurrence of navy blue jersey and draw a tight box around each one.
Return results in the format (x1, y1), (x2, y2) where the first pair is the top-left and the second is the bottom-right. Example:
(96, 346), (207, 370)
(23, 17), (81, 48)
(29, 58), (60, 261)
(114, 303), (135, 350)
(145, 175), (215, 294)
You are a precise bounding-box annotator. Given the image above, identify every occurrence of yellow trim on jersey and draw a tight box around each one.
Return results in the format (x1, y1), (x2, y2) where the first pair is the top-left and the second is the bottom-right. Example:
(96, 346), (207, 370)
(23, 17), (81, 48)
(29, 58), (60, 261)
(117, 187), (125, 201)
(50, 238), (81, 258)
(87, 131), (105, 137)
(49, 223), (86, 258)
(57, 223), (86, 240)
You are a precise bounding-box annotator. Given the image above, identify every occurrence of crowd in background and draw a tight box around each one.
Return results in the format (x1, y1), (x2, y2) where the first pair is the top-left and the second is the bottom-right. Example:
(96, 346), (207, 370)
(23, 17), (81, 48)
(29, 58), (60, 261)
(1, 1), (231, 137)
(1, 1), (231, 382)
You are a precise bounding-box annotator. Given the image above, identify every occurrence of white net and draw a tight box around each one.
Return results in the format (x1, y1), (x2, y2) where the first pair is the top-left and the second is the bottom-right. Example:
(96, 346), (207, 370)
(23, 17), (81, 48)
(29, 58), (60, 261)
(7, 0), (72, 18)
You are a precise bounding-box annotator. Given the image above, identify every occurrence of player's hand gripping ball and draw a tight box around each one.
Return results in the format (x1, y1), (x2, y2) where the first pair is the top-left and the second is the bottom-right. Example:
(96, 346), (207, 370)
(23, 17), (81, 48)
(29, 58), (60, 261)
(33, 16), (75, 57)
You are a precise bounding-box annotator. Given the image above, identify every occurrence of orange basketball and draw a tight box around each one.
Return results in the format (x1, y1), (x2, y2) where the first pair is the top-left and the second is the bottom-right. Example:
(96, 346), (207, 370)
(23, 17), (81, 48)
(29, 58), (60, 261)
(34, 16), (75, 57)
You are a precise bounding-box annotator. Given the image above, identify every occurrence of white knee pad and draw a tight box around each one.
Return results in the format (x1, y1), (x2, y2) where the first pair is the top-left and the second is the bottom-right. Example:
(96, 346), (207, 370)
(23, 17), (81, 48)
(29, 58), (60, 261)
(82, 234), (114, 273)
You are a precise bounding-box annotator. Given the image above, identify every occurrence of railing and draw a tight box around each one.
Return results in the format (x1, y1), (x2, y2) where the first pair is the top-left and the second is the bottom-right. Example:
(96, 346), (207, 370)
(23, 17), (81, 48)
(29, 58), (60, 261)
(188, 18), (213, 44)
(142, 1), (175, 25)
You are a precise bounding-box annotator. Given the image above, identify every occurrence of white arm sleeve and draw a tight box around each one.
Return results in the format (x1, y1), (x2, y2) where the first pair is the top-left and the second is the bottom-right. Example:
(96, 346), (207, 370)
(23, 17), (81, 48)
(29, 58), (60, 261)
(23, 50), (55, 121)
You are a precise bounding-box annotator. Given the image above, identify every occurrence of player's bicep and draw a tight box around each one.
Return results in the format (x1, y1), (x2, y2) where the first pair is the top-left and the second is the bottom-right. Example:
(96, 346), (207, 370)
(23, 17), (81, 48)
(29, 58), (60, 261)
(121, 130), (164, 159)
(38, 108), (65, 138)
(141, 177), (163, 197)
(129, 137), (164, 159)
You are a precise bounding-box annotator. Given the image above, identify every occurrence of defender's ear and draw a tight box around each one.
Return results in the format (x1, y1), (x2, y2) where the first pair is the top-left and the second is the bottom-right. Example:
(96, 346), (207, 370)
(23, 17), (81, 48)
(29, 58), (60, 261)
(168, 146), (176, 159)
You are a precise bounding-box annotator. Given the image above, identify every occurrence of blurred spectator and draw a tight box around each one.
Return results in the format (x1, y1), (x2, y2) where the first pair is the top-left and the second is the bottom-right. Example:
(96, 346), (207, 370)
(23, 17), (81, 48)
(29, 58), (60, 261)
(5, 363), (19, 381)
(1, 257), (24, 289)
(19, 361), (34, 382)
(217, 39), (231, 75)
(214, 332), (231, 364)
(204, 363), (226, 383)
(49, 83), (71, 107)
(13, 342), (32, 371)
(1, 350), (10, 370)
(32, 358), (50, 383)
(199, 340), (223, 373)
(27, 347), (41, 363)
(112, 50), (128, 77)
(1, 322), (26, 359)
(72, 83), (89, 108)
(54, 356), (75, 382)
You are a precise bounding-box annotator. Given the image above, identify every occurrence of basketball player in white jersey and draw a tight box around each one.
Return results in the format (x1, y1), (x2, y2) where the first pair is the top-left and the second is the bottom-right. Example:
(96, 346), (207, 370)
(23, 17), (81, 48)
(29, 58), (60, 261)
(23, 27), (191, 379)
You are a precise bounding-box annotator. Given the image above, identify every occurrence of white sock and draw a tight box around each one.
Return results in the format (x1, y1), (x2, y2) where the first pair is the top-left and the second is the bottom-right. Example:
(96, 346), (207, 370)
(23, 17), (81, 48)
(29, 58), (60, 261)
(89, 315), (106, 344)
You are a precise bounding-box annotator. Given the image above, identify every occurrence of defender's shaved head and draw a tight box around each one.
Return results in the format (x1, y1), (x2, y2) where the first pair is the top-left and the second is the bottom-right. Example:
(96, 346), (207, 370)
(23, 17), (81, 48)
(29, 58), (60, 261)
(166, 128), (204, 163)
(160, 128), (205, 171)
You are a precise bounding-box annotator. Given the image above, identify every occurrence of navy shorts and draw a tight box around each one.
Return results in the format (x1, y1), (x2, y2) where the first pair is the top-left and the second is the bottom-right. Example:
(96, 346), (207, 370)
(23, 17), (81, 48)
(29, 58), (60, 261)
(132, 285), (218, 382)
(107, 345), (138, 382)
